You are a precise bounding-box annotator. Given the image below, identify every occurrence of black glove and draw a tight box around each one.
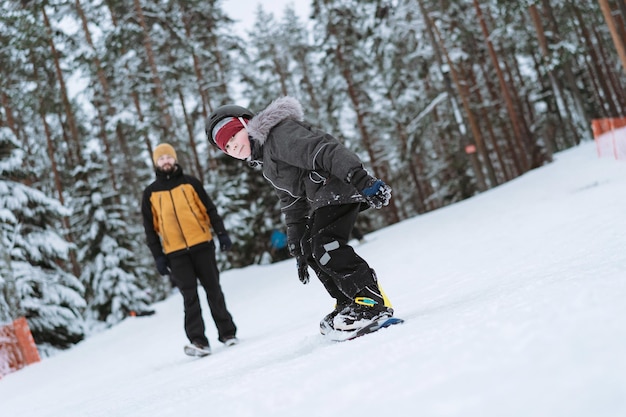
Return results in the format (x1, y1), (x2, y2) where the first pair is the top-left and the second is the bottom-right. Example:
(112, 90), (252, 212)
(217, 232), (233, 251)
(155, 255), (170, 276)
(289, 242), (310, 285)
(296, 254), (310, 284)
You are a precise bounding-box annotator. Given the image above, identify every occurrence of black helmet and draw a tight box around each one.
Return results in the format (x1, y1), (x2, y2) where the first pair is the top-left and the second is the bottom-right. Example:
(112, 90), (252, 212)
(206, 105), (255, 148)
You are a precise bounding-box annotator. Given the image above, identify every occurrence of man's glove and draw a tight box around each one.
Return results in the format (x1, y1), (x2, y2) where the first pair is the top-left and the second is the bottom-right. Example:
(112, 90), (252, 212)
(217, 232), (233, 251)
(296, 254), (310, 284)
(349, 168), (392, 209)
(155, 255), (170, 276)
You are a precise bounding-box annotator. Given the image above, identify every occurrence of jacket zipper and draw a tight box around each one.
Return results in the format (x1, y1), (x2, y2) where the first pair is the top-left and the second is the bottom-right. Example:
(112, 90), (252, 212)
(168, 189), (190, 250)
(181, 187), (207, 234)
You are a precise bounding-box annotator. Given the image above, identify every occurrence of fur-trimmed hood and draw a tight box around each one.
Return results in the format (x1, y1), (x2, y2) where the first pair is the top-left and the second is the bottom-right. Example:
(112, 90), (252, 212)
(247, 96), (304, 145)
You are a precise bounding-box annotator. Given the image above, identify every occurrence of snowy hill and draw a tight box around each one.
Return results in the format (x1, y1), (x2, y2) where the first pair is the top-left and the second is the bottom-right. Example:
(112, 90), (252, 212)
(1, 141), (625, 417)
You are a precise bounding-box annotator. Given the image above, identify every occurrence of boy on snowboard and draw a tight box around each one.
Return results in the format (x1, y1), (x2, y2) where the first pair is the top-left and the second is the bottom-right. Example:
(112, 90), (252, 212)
(206, 97), (394, 334)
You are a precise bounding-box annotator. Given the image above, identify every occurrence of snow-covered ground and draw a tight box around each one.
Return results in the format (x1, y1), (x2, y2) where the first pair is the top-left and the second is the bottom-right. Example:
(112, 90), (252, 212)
(1, 141), (625, 417)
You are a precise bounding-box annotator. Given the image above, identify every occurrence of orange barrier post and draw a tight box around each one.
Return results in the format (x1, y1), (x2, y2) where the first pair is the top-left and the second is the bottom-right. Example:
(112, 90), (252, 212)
(0, 317), (40, 379)
(592, 117), (626, 160)
(0, 321), (24, 379)
(13, 317), (40, 365)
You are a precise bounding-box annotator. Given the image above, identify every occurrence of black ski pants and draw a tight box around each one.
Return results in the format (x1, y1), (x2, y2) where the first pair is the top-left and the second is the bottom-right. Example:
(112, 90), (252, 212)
(168, 241), (236, 346)
(304, 203), (376, 302)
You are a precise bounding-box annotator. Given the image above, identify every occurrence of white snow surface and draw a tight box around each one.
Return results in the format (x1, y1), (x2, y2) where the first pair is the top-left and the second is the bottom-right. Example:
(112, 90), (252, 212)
(1, 142), (625, 416)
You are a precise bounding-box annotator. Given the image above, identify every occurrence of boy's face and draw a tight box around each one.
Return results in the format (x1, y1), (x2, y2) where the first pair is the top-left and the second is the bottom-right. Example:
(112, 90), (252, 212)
(223, 129), (251, 160)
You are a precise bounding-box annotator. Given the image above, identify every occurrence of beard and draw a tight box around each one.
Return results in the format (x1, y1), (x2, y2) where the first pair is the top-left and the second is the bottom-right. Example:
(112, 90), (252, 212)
(158, 163), (176, 174)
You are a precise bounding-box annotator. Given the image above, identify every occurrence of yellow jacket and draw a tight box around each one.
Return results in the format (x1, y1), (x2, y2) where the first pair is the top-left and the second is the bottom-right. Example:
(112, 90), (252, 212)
(142, 166), (226, 257)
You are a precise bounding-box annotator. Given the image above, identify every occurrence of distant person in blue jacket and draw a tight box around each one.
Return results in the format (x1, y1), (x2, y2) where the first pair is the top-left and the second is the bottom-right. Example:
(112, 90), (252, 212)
(269, 229), (290, 261)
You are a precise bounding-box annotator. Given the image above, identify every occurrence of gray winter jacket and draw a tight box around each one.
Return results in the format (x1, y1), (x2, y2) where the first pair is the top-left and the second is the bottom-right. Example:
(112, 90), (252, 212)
(246, 97), (369, 249)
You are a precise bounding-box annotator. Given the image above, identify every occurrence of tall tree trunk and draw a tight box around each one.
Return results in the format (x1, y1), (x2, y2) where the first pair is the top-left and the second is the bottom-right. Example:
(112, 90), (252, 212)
(38, 100), (82, 278)
(180, 6), (210, 119)
(591, 22), (626, 113)
(105, 1), (158, 166)
(28, 44), (81, 277)
(1, 93), (17, 136)
(538, 0), (592, 140)
(598, 0), (626, 73)
(460, 63), (499, 185)
(94, 105), (119, 193)
(473, 0), (530, 173)
(42, 5), (83, 167)
(272, 45), (290, 97)
(178, 89), (204, 181)
(296, 51), (323, 119)
(617, 0), (626, 34)
(133, 0), (173, 139)
(114, 123), (142, 198)
(75, 0), (121, 193)
(331, 38), (400, 224)
(417, 0), (475, 177)
(131, 90), (154, 158)
(571, 2), (620, 116)
(75, 0), (113, 114)
(472, 63), (511, 182)
(428, 16), (488, 191)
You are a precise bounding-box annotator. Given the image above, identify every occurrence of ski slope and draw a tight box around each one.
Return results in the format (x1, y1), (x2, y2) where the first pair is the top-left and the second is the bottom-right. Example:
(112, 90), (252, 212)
(1, 141), (625, 417)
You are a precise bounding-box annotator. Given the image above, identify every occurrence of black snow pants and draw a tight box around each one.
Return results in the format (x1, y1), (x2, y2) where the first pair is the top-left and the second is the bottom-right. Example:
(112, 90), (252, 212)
(304, 203), (377, 303)
(168, 241), (236, 345)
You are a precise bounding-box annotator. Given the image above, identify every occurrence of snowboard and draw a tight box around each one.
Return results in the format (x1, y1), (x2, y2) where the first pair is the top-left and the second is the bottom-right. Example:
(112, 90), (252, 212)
(326, 317), (404, 342)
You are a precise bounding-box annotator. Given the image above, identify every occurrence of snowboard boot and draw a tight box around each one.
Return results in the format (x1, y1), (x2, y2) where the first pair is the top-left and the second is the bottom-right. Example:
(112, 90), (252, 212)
(333, 284), (393, 332)
(184, 341), (212, 357)
(320, 299), (351, 335)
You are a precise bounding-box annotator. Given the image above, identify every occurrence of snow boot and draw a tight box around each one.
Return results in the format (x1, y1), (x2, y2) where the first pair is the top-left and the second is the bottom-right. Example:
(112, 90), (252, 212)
(223, 336), (239, 347)
(184, 342), (212, 357)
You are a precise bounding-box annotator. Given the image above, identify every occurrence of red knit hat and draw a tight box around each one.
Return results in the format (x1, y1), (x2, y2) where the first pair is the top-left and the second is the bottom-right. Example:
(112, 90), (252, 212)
(213, 117), (247, 151)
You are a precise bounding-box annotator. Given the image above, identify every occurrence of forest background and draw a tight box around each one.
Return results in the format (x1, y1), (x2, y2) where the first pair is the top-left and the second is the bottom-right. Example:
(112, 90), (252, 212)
(1, 0), (625, 356)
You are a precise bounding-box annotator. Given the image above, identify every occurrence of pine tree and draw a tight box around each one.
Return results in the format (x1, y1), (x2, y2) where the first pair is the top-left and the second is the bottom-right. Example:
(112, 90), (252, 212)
(69, 152), (161, 328)
(206, 153), (281, 268)
(0, 128), (86, 356)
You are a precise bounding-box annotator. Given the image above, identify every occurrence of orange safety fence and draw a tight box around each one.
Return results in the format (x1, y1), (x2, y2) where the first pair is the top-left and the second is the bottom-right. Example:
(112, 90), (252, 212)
(0, 317), (41, 379)
(592, 117), (626, 160)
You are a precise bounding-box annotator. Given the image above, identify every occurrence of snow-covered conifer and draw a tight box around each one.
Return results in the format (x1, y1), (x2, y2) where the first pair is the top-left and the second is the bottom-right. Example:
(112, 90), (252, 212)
(0, 127), (86, 356)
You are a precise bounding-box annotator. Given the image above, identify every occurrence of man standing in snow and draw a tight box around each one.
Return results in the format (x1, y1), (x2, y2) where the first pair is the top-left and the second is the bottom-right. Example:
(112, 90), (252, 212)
(141, 143), (238, 356)
(205, 97), (394, 335)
